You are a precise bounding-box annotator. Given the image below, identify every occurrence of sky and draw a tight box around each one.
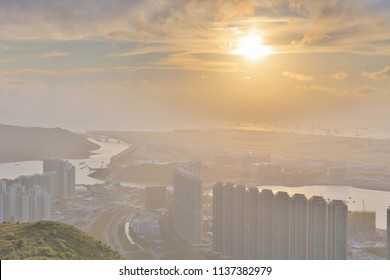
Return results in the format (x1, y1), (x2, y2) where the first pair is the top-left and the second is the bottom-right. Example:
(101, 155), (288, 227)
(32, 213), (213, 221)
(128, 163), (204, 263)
(0, 0), (389, 132)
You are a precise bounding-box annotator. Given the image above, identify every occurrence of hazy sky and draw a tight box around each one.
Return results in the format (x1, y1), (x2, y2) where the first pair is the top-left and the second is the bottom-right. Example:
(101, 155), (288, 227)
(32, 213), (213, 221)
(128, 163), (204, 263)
(0, 0), (389, 131)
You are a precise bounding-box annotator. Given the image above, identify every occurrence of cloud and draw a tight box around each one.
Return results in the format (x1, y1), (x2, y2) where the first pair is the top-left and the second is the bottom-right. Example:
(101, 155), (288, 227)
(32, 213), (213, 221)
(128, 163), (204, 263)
(0, 67), (137, 76)
(0, 0), (262, 73)
(362, 66), (390, 79)
(42, 51), (70, 58)
(0, 0), (258, 40)
(295, 84), (340, 95)
(288, 0), (304, 11)
(282, 71), (314, 81)
(285, 1), (390, 54)
(356, 86), (378, 95)
(291, 33), (332, 46)
(108, 43), (177, 57)
(296, 84), (382, 97)
(328, 71), (348, 80)
(0, 0), (388, 58)
(157, 53), (241, 73)
(0, 0), (388, 76)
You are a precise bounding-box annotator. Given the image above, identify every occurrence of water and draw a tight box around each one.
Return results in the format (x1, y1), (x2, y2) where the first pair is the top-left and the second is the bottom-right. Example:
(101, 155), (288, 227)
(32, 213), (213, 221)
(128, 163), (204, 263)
(0, 161), (43, 180)
(256, 185), (390, 229)
(1, 138), (389, 228)
(0, 138), (129, 185)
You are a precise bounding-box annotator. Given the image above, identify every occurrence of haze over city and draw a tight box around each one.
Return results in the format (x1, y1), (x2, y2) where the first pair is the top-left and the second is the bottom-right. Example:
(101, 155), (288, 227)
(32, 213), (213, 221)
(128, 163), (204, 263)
(0, 0), (389, 131)
(1, 0), (390, 262)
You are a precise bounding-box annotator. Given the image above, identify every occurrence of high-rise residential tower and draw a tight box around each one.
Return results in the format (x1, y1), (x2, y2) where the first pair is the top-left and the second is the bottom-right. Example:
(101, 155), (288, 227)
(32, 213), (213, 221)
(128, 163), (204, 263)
(257, 189), (274, 259)
(234, 185), (247, 259)
(43, 158), (75, 198)
(290, 193), (308, 259)
(18, 172), (57, 200)
(387, 206), (390, 260)
(244, 187), (259, 259)
(327, 199), (348, 260)
(272, 191), (291, 259)
(212, 182), (223, 254)
(221, 183), (235, 257)
(212, 183), (347, 260)
(173, 160), (203, 246)
(308, 196), (328, 259)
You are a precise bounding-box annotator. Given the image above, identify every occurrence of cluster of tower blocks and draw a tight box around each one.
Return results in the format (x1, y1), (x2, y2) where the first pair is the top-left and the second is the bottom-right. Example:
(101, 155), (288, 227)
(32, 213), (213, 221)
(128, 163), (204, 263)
(212, 182), (347, 260)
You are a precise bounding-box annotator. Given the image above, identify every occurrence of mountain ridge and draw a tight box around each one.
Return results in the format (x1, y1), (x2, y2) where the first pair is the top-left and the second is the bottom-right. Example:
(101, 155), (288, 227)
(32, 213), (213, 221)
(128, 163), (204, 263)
(0, 123), (99, 161)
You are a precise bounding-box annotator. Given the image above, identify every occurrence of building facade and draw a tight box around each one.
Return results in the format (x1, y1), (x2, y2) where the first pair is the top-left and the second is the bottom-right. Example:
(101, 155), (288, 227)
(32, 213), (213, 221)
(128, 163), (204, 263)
(0, 183), (51, 223)
(212, 183), (348, 260)
(173, 160), (203, 246)
(290, 193), (308, 259)
(43, 158), (75, 198)
(327, 199), (348, 260)
(387, 207), (390, 260)
(308, 196), (328, 259)
(0, 158), (73, 224)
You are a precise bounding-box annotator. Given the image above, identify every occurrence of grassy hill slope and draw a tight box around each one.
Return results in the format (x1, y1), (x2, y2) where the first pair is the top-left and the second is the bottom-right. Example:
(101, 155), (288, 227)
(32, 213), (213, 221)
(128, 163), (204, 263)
(0, 221), (122, 260)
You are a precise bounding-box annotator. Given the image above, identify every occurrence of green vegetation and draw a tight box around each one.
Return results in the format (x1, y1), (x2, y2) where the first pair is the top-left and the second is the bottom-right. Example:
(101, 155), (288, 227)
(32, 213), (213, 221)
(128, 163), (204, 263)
(0, 221), (122, 260)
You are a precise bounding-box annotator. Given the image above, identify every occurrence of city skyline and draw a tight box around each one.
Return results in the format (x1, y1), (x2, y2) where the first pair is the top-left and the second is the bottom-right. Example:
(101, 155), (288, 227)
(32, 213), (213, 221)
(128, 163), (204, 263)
(1, 128), (389, 260)
(212, 182), (348, 259)
(0, 0), (389, 262)
(0, 1), (389, 131)
(0, 158), (76, 223)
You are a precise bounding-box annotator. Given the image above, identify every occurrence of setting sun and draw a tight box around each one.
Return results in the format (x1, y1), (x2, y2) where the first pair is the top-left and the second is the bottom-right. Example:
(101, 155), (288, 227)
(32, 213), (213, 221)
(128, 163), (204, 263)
(234, 31), (271, 60)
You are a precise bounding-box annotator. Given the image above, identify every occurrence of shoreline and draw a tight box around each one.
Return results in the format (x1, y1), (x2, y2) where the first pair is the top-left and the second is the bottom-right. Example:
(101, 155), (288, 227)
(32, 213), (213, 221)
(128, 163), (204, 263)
(88, 167), (390, 194)
(0, 152), (96, 164)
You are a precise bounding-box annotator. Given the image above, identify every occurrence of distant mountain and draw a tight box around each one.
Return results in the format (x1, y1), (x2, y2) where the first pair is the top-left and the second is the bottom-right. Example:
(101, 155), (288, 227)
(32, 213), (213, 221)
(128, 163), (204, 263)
(0, 221), (122, 260)
(0, 124), (99, 161)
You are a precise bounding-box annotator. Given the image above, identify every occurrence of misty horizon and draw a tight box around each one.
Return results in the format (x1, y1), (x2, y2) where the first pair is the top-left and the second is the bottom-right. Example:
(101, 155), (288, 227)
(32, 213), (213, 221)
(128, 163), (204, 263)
(1, 0), (390, 262)
(0, 1), (389, 132)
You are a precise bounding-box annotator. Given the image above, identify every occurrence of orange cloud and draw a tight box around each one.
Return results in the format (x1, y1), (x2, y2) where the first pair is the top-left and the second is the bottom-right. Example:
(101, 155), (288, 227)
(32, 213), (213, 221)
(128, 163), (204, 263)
(282, 71), (314, 81)
(329, 71), (349, 80)
(291, 33), (332, 46)
(362, 66), (390, 79)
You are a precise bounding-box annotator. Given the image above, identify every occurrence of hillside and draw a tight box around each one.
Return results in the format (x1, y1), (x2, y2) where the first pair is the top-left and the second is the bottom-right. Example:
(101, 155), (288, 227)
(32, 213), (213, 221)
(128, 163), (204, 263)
(0, 221), (122, 260)
(0, 124), (99, 161)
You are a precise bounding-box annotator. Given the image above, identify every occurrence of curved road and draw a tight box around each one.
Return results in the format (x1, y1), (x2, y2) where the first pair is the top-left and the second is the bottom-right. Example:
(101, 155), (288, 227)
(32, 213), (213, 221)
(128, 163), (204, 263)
(89, 207), (142, 259)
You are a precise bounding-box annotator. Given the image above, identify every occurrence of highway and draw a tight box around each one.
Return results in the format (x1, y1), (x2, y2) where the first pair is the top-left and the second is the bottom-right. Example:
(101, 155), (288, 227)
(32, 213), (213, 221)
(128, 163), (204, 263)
(88, 207), (142, 259)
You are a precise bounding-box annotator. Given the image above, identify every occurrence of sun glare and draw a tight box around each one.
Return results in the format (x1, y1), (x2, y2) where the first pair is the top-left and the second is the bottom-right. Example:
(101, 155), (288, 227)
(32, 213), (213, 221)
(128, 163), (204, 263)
(234, 31), (271, 60)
